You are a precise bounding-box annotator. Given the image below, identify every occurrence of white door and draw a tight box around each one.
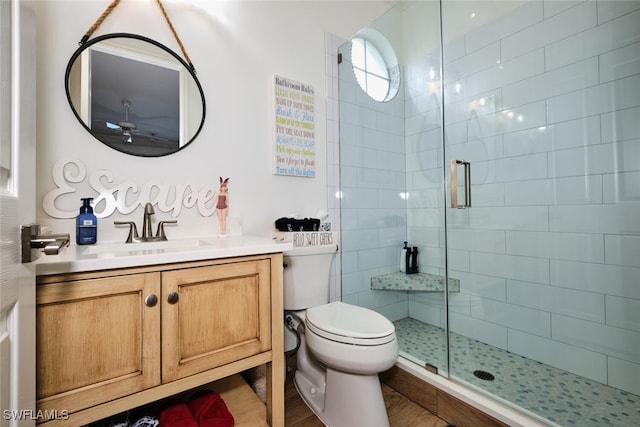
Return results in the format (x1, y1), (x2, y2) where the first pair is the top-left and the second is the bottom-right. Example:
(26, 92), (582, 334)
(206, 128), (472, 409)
(0, 1), (37, 426)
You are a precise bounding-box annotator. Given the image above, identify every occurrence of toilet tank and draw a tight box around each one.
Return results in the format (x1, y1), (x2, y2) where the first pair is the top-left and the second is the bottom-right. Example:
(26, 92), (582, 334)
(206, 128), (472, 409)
(283, 244), (337, 310)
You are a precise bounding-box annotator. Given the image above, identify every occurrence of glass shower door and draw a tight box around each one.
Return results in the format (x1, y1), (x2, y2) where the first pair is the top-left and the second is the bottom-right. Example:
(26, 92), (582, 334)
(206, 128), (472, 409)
(337, 0), (640, 425)
(440, 1), (640, 425)
(398, 0), (451, 376)
(337, 0), (450, 376)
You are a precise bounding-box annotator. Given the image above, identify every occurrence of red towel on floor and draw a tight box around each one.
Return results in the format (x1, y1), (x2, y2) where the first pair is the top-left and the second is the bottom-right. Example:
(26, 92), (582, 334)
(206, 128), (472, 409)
(188, 390), (235, 427)
(159, 399), (198, 427)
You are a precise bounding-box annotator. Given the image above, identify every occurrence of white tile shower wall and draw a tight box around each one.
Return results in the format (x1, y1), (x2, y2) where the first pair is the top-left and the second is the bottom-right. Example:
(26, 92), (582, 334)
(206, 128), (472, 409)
(334, 35), (409, 322)
(404, 1), (448, 282)
(328, 0), (640, 396)
(428, 0), (640, 395)
(326, 32), (344, 304)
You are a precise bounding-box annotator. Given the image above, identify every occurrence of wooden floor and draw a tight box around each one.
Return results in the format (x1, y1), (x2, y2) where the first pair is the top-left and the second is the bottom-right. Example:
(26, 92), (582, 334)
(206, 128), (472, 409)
(284, 372), (449, 427)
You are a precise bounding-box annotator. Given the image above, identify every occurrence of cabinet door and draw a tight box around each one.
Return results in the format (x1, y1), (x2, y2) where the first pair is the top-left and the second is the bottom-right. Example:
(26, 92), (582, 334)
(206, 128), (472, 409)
(162, 259), (271, 382)
(36, 273), (161, 416)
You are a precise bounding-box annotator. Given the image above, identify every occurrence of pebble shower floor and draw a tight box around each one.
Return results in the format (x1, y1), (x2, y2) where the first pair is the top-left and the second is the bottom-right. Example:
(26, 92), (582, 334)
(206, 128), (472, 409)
(394, 318), (640, 427)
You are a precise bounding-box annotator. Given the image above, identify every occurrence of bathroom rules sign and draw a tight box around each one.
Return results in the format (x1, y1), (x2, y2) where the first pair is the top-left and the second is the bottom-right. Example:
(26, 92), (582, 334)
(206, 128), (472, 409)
(272, 75), (315, 177)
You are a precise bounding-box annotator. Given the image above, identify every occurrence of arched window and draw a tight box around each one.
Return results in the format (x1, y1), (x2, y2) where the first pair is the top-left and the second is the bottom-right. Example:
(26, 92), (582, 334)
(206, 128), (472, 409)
(350, 33), (399, 103)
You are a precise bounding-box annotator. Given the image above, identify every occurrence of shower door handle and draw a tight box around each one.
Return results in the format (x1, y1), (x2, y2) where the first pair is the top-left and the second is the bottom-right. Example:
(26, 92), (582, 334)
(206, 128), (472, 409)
(450, 160), (471, 209)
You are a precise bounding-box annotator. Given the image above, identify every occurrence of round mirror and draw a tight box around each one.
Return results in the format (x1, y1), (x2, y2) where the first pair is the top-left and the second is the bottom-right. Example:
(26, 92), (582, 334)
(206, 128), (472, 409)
(65, 33), (205, 157)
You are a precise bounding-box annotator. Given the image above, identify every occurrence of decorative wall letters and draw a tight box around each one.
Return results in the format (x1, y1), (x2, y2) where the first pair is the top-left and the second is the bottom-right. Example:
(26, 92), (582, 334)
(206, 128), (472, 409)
(43, 158), (216, 218)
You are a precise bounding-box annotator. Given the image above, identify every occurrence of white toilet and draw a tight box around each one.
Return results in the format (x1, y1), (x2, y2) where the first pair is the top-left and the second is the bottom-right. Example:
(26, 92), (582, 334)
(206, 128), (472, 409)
(283, 244), (398, 427)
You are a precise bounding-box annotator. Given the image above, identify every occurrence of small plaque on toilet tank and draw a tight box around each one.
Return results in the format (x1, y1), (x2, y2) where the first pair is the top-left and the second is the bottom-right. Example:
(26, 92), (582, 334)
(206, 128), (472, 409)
(273, 232), (333, 247)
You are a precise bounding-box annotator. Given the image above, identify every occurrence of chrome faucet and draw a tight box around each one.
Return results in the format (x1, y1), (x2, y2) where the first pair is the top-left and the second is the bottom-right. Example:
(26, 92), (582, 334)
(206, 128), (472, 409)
(142, 202), (155, 239)
(115, 203), (177, 243)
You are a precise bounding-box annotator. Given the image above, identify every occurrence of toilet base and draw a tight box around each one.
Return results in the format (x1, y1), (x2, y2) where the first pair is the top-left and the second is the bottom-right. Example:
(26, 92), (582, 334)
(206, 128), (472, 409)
(295, 367), (390, 427)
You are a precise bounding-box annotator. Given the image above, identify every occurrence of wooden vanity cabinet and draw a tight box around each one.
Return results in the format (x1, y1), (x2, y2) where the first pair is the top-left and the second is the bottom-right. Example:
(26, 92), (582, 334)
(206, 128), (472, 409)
(161, 259), (272, 382)
(36, 272), (161, 415)
(36, 254), (284, 427)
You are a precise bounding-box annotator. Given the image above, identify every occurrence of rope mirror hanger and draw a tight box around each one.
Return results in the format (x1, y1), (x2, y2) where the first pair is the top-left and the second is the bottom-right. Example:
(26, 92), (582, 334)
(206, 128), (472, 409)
(79, 0), (196, 73)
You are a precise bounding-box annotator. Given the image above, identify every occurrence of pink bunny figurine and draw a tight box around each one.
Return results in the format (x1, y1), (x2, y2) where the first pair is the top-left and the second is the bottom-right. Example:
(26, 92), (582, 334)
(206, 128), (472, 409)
(216, 177), (230, 236)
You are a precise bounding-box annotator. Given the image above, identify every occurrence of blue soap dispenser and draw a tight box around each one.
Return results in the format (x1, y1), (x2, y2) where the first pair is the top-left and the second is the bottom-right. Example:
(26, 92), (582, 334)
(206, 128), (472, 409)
(76, 197), (97, 245)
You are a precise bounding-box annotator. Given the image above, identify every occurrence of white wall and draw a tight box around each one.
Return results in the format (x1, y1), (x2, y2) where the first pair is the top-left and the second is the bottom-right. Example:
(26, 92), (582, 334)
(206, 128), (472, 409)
(34, 0), (394, 242)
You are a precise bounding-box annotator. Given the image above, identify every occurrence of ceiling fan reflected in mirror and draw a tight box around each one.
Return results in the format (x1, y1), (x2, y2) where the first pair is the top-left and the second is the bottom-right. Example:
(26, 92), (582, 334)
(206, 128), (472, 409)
(66, 33), (205, 157)
(92, 99), (173, 148)
(105, 100), (137, 143)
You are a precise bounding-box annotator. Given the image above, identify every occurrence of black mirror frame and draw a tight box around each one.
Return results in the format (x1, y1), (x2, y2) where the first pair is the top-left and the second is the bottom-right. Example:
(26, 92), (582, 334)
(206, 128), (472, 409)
(64, 32), (206, 157)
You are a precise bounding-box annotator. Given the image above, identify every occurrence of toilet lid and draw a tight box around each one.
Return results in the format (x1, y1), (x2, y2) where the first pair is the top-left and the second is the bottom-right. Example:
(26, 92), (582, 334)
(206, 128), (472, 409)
(305, 302), (396, 346)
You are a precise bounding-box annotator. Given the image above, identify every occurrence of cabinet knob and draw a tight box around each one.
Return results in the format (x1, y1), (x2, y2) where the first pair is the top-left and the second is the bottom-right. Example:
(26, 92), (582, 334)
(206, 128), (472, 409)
(144, 294), (158, 307)
(167, 292), (179, 304)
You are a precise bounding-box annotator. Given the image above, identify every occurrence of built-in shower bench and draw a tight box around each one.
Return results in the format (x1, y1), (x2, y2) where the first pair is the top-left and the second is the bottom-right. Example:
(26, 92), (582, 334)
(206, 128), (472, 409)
(371, 272), (460, 292)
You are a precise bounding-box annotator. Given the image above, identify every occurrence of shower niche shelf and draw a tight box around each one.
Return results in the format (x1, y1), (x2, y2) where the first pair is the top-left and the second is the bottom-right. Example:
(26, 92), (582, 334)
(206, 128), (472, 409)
(371, 272), (460, 292)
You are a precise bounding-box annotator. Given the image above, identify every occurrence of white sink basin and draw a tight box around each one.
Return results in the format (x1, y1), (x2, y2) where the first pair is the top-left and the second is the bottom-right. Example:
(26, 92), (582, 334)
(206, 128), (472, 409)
(81, 239), (213, 255)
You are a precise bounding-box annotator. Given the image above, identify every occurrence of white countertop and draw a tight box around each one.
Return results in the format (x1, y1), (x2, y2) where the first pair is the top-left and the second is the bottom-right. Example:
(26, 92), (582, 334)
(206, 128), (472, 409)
(35, 235), (293, 276)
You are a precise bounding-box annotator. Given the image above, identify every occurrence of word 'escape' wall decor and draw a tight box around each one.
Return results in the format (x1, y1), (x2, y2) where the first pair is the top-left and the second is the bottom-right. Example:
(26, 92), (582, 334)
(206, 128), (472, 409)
(43, 158), (217, 218)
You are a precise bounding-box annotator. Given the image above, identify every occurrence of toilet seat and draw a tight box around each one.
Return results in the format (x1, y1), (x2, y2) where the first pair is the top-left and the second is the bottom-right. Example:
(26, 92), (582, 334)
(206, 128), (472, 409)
(305, 302), (396, 346)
